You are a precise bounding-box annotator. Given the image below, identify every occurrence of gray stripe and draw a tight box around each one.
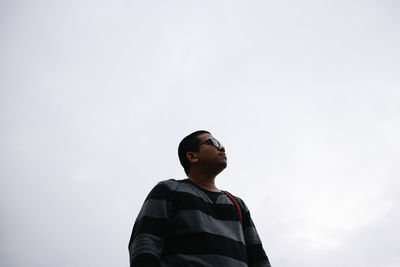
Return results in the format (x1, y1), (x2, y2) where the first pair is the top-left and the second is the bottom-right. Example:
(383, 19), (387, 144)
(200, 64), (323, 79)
(163, 180), (215, 203)
(244, 225), (262, 245)
(215, 194), (235, 204)
(171, 209), (245, 243)
(162, 179), (234, 205)
(129, 233), (164, 260)
(162, 253), (248, 267)
(136, 199), (172, 221)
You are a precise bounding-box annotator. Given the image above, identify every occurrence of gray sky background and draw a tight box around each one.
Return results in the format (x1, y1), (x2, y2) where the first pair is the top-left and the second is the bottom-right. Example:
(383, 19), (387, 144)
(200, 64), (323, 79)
(1, 0), (399, 266)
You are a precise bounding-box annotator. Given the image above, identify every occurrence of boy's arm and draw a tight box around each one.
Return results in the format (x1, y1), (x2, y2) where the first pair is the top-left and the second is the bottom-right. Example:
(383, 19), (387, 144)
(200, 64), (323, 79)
(241, 201), (272, 267)
(128, 182), (174, 267)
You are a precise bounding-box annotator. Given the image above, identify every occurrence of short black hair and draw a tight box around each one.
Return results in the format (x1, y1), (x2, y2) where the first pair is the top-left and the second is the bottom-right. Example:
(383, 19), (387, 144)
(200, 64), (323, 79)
(178, 130), (211, 176)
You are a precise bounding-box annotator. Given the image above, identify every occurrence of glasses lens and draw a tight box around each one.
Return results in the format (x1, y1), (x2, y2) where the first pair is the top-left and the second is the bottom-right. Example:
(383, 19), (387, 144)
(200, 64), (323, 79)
(211, 138), (221, 148)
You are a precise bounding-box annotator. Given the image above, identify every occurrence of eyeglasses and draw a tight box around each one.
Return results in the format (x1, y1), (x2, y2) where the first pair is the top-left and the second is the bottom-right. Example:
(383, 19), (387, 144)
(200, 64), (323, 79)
(199, 138), (223, 149)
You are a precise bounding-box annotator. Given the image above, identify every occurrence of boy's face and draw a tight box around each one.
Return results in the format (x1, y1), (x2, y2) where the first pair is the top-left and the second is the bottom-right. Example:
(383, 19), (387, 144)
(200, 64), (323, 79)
(194, 133), (227, 170)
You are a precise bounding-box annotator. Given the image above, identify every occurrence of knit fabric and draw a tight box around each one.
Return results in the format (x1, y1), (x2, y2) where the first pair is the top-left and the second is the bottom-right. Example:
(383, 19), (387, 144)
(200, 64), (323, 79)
(128, 179), (271, 267)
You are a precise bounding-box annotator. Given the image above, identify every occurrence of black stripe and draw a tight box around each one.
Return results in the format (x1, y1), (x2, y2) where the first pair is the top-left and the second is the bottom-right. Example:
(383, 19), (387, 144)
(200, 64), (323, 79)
(163, 232), (248, 263)
(242, 211), (253, 228)
(145, 183), (174, 202)
(246, 244), (268, 266)
(131, 216), (170, 240)
(177, 191), (238, 221)
(177, 191), (241, 222)
(131, 253), (160, 267)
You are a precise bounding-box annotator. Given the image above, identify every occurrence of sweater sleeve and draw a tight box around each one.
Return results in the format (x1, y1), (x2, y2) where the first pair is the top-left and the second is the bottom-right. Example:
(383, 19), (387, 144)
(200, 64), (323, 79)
(128, 182), (174, 267)
(241, 201), (272, 267)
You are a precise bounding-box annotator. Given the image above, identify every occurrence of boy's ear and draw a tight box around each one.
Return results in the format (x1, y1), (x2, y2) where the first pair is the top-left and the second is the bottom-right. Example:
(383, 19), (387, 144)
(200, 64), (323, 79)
(186, 152), (199, 163)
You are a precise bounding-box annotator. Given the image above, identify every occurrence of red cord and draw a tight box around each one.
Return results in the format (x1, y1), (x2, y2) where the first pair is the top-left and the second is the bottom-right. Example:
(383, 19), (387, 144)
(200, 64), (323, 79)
(224, 191), (242, 224)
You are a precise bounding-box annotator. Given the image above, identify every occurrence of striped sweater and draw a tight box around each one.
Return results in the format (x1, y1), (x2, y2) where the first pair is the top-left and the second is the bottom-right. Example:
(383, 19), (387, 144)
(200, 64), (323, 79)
(128, 179), (271, 267)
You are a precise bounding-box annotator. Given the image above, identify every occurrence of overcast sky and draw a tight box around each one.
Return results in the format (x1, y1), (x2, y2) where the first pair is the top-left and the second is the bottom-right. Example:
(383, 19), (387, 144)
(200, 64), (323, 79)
(1, 0), (399, 266)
